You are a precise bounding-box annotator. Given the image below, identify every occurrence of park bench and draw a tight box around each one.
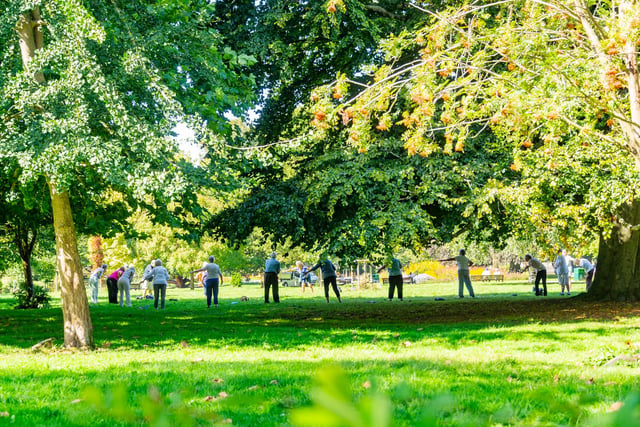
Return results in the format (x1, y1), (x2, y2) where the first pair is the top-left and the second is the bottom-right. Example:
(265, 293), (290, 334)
(381, 276), (414, 285)
(470, 274), (504, 282)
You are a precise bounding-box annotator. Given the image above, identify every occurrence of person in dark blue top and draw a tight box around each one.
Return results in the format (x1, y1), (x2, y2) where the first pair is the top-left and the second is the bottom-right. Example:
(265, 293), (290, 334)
(306, 257), (341, 303)
(264, 252), (281, 303)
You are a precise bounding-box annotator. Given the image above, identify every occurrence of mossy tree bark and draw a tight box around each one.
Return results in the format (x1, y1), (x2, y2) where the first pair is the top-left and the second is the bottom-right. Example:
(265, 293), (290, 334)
(49, 185), (94, 348)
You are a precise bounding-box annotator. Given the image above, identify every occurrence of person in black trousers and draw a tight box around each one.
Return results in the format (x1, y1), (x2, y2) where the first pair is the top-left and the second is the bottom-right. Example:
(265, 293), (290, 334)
(106, 266), (124, 304)
(264, 252), (281, 303)
(523, 254), (547, 296)
(306, 258), (342, 303)
(378, 257), (404, 301)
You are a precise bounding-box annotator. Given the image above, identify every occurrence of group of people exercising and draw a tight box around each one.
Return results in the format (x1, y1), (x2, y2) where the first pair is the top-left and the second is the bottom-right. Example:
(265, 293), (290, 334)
(87, 249), (593, 309)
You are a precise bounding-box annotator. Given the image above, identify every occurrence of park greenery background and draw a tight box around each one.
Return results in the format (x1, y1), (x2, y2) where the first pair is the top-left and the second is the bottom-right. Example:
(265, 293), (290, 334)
(2, 0), (640, 425)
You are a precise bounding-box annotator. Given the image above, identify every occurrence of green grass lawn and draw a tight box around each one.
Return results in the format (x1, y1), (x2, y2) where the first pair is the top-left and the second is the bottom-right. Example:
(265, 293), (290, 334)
(0, 281), (638, 426)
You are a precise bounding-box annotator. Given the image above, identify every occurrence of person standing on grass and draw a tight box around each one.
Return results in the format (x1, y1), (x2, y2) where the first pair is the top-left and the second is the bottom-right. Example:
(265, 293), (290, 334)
(578, 257), (596, 291)
(88, 263), (107, 304)
(523, 254), (547, 296)
(190, 256), (224, 308)
(306, 257), (342, 303)
(145, 259), (170, 309)
(296, 261), (313, 294)
(439, 249), (476, 298)
(553, 249), (570, 296)
(378, 256), (404, 301)
(195, 261), (208, 296)
(117, 265), (135, 307)
(562, 250), (574, 290)
(264, 252), (281, 303)
(138, 260), (155, 299)
(106, 266), (125, 304)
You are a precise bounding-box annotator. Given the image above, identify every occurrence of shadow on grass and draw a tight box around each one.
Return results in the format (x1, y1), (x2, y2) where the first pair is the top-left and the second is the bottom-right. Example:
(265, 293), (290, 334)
(0, 296), (638, 351)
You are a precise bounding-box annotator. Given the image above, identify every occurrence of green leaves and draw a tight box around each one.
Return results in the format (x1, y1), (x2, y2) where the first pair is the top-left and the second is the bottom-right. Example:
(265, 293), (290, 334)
(1, 1), (259, 237)
(300, 0), (640, 256)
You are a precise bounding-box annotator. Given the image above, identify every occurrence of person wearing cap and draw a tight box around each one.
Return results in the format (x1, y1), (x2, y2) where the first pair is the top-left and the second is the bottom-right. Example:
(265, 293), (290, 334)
(523, 254), (547, 296)
(264, 252), (281, 303)
(145, 259), (171, 309)
(88, 263), (107, 304)
(190, 256), (224, 308)
(438, 249), (476, 298)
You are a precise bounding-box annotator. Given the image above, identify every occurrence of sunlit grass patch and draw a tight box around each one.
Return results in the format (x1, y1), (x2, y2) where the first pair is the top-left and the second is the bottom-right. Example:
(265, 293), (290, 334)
(0, 282), (638, 426)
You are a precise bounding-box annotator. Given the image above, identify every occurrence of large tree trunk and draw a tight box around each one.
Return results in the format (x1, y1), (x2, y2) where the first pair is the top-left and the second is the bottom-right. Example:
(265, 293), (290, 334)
(50, 185), (94, 348)
(587, 200), (640, 302)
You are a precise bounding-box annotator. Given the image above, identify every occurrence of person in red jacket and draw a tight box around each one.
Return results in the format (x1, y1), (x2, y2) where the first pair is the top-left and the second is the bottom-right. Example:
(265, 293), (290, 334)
(106, 266), (124, 304)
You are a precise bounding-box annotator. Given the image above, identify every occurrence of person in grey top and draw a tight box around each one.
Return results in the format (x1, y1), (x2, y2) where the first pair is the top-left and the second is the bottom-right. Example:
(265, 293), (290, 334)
(307, 257), (342, 303)
(577, 257), (596, 291)
(378, 257), (404, 301)
(117, 266), (135, 307)
(190, 256), (224, 308)
(439, 249), (476, 298)
(553, 249), (570, 296)
(264, 252), (280, 303)
(523, 254), (547, 296)
(88, 264), (107, 304)
(138, 260), (155, 299)
(145, 259), (171, 309)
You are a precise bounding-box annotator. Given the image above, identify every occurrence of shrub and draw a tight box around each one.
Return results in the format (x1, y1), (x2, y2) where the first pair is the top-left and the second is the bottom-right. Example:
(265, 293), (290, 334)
(13, 284), (51, 309)
(230, 272), (243, 287)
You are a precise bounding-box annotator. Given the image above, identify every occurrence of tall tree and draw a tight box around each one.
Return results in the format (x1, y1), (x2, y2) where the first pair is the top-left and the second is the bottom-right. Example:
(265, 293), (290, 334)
(1, 1), (255, 347)
(0, 158), (52, 301)
(305, 0), (640, 300)
(209, 0), (447, 262)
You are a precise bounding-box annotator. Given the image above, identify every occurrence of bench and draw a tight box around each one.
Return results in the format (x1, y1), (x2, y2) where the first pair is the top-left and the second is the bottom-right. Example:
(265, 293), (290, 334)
(470, 274), (504, 282)
(381, 277), (414, 285)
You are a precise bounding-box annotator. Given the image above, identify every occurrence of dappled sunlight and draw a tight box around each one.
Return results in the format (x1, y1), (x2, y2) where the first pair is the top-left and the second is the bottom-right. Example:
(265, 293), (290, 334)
(1, 286), (639, 425)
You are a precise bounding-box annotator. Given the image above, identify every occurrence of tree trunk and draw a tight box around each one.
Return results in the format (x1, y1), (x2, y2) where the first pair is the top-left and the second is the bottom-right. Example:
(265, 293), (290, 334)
(587, 200), (640, 302)
(49, 184), (94, 348)
(12, 222), (37, 300)
(22, 258), (34, 299)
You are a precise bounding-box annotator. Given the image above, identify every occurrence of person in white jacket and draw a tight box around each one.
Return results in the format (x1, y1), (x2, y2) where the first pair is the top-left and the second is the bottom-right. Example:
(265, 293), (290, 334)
(145, 259), (171, 309)
(117, 266), (135, 307)
(88, 264), (107, 304)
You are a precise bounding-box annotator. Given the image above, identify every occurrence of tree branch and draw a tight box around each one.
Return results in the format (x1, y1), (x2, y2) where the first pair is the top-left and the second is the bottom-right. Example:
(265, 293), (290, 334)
(365, 4), (406, 20)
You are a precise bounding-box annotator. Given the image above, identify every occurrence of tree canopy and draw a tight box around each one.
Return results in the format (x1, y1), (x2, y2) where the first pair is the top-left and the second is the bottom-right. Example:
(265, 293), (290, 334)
(210, 0), (640, 300)
(301, 0), (640, 299)
(0, 0), (257, 346)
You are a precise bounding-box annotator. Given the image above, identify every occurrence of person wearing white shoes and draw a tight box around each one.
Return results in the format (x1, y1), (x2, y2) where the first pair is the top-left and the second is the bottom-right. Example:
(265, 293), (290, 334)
(117, 265), (135, 307)
(145, 259), (170, 309)
(553, 249), (570, 296)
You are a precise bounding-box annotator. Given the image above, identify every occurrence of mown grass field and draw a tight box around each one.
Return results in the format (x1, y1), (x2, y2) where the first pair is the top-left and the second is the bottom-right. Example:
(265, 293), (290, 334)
(1, 280), (638, 426)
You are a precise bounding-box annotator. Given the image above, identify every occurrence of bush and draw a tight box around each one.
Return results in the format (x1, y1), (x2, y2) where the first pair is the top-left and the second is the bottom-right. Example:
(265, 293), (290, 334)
(13, 284), (51, 309)
(230, 272), (243, 287)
